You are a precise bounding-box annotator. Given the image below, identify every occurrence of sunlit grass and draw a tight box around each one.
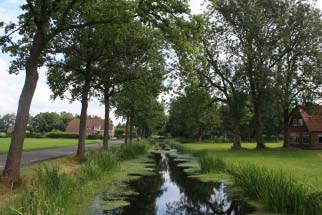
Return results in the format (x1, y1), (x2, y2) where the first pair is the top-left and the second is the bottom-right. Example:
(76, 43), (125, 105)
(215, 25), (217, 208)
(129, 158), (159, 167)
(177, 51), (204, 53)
(182, 141), (322, 189)
(0, 138), (100, 154)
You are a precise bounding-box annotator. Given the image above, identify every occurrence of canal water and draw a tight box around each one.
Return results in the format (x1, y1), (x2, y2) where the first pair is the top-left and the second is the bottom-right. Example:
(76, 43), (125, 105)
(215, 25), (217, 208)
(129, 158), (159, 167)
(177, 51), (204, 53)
(90, 151), (255, 215)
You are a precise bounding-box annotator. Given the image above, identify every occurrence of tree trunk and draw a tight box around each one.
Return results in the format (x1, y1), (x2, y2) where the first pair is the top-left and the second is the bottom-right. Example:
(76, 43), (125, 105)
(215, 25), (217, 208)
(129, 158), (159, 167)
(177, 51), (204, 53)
(129, 114), (133, 143)
(76, 79), (91, 159)
(136, 128), (140, 141)
(254, 99), (265, 149)
(103, 92), (110, 149)
(198, 128), (203, 142)
(232, 118), (242, 150)
(2, 32), (45, 182)
(283, 108), (290, 148)
(125, 115), (129, 144)
(2, 63), (39, 183)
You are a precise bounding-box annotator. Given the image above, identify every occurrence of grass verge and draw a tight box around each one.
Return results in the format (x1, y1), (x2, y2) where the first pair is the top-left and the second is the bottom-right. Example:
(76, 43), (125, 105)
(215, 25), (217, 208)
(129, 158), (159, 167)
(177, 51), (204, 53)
(0, 140), (152, 215)
(0, 138), (101, 154)
(167, 140), (322, 215)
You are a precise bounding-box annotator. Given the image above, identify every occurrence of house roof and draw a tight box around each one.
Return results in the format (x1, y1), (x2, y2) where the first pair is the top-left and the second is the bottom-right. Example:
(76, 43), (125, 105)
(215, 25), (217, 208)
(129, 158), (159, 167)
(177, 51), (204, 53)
(66, 118), (114, 133)
(298, 106), (322, 132)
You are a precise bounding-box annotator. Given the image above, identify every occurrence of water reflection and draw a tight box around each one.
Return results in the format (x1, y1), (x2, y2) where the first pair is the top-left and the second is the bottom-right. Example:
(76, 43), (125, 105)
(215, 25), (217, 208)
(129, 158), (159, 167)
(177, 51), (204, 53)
(91, 152), (255, 215)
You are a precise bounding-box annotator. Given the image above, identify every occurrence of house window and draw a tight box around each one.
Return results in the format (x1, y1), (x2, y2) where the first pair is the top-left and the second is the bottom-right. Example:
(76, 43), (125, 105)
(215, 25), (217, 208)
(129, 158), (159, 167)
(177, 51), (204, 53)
(303, 133), (309, 144)
(292, 119), (297, 126)
(93, 125), (101, 131)
(290, 133), (300, 144)
(318, 134), (322, 144)
(298, 119), (303, 126)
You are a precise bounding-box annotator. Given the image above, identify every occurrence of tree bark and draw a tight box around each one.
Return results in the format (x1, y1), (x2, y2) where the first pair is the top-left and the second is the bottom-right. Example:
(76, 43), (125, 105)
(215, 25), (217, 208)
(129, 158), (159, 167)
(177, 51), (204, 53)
(129, 114), (133, 143)
(254, 99), (265, 149)
(232, 118), (242, 150)
(76, 78), (91, 159)
(2, 32), (45, 182)
(136, 128), (140, 141)
(198, 128), (203, 142)
(125, 115), (129, 144)
(283, 108), (290, 148)
(103, 91), (110, 149)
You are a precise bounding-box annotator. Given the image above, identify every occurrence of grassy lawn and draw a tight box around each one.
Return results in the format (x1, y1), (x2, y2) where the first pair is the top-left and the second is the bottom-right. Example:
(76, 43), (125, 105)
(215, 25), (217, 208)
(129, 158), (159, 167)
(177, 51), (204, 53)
(0, 138), (100, 154)
(183, 141), (322, 189)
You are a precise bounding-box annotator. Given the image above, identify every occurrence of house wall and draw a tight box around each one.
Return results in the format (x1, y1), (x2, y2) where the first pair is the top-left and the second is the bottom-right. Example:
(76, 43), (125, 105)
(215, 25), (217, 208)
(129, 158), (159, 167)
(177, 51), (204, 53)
(310, 132), (322, 149)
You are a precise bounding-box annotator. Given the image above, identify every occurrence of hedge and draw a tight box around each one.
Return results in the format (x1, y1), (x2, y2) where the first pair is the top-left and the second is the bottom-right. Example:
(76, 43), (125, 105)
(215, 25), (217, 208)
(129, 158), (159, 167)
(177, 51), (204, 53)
(45, 132), (79, 139)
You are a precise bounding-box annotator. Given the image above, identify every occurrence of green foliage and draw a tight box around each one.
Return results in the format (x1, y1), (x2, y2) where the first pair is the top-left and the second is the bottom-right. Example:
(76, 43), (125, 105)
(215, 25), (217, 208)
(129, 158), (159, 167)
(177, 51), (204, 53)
(228, 164), (322, 215)
(6, 140), (151, 214)
(29, 112), (74, 133)
(198, 153), (225, 174)
(0, 113), (15, 130)
(111, 142), (149, 161)
(80, 150), (118, 180)
(26, 132), (44, 138)
(87, 134), (103, 140)
(115, 128), (125, 138)
(167, 87), (221, 139)
(8, 166), (76, 215)
(45, 132), (79, 139)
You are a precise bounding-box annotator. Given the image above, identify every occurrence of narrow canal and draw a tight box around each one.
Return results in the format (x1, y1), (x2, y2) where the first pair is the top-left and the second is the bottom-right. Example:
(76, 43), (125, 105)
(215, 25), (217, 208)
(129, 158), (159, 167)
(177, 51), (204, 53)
(90, 151), (256, 215)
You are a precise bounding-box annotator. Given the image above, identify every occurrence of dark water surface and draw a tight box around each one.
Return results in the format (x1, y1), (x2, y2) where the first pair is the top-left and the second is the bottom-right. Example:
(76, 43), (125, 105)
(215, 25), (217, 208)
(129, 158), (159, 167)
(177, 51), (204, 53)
(90, 152), (255, 215)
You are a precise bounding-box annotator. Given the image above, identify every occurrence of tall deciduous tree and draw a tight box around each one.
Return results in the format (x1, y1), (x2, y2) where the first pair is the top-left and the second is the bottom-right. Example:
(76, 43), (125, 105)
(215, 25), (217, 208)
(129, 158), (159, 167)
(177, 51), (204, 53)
(0, 0), (135, 182)
(213, 0), (293, 149)
(47, 26), (108, 159)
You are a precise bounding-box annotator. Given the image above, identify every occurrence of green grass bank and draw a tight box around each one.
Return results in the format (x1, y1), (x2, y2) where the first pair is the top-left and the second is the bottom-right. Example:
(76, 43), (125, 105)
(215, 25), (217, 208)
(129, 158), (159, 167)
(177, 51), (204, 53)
(0, 140), (153, 214)
(0, 138), (100, 154)
(168, 140), (322, 215)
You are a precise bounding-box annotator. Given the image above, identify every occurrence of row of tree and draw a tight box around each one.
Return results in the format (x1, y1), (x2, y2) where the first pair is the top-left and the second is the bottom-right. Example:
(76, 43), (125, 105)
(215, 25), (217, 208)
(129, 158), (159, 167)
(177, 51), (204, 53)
(0, 0), (192, 182)
(169, 0), (322, 149)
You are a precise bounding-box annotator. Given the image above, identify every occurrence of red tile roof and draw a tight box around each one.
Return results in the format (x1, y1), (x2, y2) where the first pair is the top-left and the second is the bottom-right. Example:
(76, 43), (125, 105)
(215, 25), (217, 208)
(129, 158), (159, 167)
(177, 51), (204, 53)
(66, 119), (114, 134)
(299, 106), (322, 132)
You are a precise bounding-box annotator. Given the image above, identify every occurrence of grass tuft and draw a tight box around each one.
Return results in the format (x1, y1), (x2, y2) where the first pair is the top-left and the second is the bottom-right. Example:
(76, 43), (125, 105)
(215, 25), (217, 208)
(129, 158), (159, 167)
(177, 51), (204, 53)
(198, 153), (225, 174)
(227, 164), (322, 215)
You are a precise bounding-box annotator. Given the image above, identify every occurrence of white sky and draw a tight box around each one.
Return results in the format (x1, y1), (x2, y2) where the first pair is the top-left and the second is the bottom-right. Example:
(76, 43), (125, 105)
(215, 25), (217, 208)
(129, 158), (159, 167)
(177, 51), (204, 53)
(0, 0), (321, 123)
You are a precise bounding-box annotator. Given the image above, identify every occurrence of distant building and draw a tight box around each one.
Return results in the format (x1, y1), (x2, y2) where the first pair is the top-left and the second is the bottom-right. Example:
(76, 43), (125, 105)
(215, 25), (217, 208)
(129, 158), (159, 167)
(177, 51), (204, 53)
(66, 119), (114, 137)
(289, 105), (322, 149)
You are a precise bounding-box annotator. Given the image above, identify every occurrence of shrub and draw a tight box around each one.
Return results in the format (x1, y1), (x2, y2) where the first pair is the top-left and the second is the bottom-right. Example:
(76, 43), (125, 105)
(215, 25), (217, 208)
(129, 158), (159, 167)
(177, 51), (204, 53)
(198, 153), (226, 174)
(115, 128), (125, 138)
(87, 134), (103, 140)
(0, 132), (7, 138)
(46, 132), (79, 139)
(26, 132), (44, 138)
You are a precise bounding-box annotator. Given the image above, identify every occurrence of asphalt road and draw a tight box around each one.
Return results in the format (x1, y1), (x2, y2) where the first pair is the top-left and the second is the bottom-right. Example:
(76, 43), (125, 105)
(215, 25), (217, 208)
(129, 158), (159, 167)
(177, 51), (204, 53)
(0, 139), (124, 170)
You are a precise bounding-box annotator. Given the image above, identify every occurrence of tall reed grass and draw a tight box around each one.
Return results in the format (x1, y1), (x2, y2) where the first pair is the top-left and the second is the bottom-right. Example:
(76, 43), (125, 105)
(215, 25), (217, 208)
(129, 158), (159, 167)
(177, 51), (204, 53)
(4, 141), (151, 215)
(6, 165), (76, 215)
(227, 164), (322, 215)
(197, 153), (225, 174)
(171, 141), (322, 215)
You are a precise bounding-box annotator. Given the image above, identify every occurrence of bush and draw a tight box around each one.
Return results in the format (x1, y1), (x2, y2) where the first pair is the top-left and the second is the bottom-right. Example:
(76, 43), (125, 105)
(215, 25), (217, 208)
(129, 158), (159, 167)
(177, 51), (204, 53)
(46, 132), (79, 139)
(0, 132), (7, 138)
(87, 134), (103, 140)
(26, 132), (44, 138)
(115, 128), (125, 138)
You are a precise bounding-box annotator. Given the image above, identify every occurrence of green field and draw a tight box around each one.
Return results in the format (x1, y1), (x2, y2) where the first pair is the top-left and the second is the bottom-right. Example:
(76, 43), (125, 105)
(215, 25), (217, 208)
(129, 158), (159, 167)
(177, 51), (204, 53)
(183, 142), (322, 189)
(0, 138), (100, 154)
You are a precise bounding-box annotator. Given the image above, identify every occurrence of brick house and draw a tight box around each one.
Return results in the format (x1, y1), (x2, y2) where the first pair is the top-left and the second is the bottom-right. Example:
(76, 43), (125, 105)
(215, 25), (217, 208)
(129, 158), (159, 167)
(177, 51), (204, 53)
(289, 105), (322, 149)
(66, 119), (115, 137)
